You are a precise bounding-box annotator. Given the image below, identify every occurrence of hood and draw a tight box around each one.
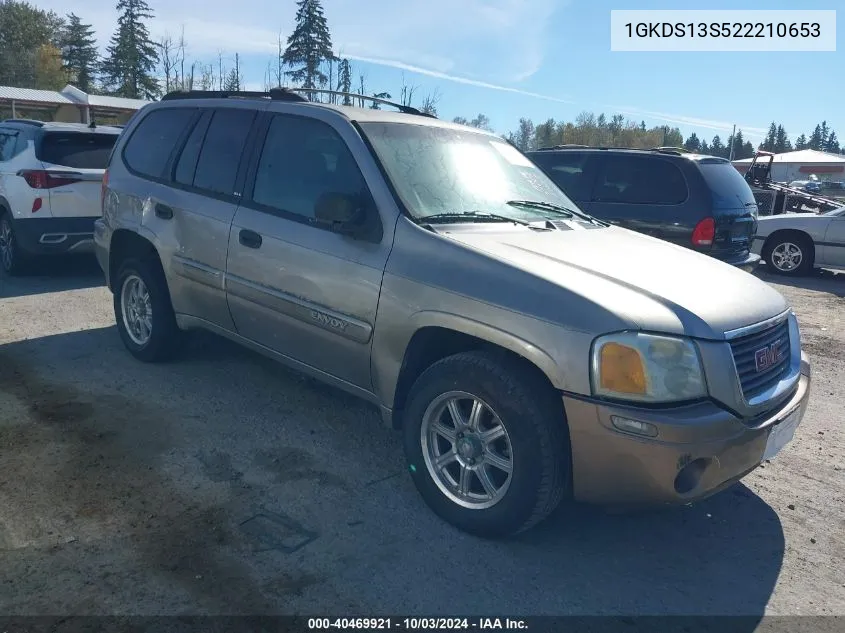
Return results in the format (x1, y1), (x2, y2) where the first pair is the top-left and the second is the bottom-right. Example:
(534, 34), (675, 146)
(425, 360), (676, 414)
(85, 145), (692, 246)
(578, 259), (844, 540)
(439, 224), (788, 339)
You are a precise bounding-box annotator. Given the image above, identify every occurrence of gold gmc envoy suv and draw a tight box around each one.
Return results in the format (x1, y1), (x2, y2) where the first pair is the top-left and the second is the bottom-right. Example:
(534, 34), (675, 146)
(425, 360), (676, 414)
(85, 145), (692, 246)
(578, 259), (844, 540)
(94, 89), (812, 537)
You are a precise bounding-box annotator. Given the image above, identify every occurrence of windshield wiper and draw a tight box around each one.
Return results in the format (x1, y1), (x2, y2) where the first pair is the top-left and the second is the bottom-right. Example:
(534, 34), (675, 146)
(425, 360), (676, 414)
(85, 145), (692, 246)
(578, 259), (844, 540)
(505, 199), (604, 225)
(421, 211), (534, 227)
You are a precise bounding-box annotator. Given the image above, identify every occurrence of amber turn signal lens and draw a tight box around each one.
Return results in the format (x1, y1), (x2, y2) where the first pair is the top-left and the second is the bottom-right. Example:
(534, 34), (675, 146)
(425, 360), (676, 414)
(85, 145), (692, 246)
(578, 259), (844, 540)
(599, 342), (647, 395)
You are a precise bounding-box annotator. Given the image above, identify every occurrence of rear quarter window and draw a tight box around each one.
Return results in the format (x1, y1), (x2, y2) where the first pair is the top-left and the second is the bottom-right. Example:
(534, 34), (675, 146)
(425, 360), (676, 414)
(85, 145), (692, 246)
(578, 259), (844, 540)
(122, 107), (196, 179)
(696, 159), (758, 210)
(37, 132), (118, 169)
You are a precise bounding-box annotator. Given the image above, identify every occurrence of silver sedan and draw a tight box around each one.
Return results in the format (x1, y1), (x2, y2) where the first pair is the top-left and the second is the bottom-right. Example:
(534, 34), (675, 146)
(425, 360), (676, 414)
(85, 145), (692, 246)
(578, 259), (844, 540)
(752, 205), (845, 276)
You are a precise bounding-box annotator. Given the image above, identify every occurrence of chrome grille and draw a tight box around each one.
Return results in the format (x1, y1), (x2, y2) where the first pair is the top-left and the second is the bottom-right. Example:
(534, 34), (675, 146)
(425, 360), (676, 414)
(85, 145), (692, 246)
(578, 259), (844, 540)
(729, 318), (791, 400)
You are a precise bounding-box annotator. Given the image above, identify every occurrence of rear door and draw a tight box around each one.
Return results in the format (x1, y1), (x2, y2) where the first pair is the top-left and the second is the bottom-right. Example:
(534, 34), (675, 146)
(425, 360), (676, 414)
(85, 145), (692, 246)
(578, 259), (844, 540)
(35, 130), (119, 218)
(583, 153), (690, 243)
(695, 158), (758, 259)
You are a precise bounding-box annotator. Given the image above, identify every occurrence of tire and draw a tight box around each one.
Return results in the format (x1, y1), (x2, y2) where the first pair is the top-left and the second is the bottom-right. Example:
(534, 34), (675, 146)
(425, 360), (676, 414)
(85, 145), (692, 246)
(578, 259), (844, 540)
(113, 256), (182, 362)
(762, 233), (814, 276)
(0, 212), (30, 276)
(402, 350), (570, 538)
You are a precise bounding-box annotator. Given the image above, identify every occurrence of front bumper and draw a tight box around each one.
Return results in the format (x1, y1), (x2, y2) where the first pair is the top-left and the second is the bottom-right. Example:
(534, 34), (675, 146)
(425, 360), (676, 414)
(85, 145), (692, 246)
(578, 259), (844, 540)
(563, 351), (811, 506)
(12, 216), (98, 255)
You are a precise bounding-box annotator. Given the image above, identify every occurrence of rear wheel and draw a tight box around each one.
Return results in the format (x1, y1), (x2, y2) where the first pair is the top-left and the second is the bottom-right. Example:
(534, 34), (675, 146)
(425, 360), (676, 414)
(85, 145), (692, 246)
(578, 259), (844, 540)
(402, 350), (570, 538)
(113, 256), (183, 362)
(763, 233), (814, 276)
(0, 212), (29, 276)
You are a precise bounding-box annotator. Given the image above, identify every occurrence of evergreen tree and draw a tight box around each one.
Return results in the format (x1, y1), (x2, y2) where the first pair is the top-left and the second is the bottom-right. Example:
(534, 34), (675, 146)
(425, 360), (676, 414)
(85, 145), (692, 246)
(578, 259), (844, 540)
(808, 124), (824, 150)
(795, 134), (808, 150)
(683, 132), (701, 153)
(0, 0), (65, 86)
(709, 135), (725, 157)
(825, 131), (840, 154)
(337, 57), (352, 105)
(100, 0), (159, 99)
(774, 125), (791, 153)
(282, 0), (335, 101)
(61, 13), (98, 92)
(762, 122), (777, 152)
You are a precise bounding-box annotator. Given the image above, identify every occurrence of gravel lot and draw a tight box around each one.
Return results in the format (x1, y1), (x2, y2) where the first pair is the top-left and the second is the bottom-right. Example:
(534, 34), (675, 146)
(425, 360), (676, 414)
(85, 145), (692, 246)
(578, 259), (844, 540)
(0, 257), (843, 619)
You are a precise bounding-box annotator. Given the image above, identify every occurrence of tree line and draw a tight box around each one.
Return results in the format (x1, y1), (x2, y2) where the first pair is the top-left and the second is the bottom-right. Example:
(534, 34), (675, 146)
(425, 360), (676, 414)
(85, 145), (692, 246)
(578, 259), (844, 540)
(1, 0), (842, 159)
(500, 115), (845, 159)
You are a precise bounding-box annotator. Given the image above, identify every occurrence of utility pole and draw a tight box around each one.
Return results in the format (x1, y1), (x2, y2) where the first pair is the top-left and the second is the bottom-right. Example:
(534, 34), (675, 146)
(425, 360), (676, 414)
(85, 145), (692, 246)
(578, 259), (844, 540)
(728, 124), (736, 161)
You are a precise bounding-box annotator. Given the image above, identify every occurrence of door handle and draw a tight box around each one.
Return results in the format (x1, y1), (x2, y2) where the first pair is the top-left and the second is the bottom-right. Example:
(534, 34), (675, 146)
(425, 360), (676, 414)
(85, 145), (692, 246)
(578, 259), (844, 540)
(239, 229), (262, 249)
(155, 203), (173, 219)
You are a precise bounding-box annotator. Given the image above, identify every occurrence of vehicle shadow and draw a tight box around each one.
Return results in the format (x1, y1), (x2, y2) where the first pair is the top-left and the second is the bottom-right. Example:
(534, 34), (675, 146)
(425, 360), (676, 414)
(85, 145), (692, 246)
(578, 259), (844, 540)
(0, 326), (785, 622)
(0, 255), (105, 299)
(753, 264), (845, 297)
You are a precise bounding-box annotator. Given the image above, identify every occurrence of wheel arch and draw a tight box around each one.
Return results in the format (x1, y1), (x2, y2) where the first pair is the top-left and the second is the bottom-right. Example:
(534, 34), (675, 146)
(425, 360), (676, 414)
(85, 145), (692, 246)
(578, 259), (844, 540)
(108, 228), (164, 292)
(385, 312), (565, 429)
(762, 228), (816, 262)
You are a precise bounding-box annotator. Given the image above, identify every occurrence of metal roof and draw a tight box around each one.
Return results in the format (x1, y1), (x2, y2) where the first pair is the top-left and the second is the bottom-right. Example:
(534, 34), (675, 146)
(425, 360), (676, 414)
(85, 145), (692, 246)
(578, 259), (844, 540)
(0, 84), (149, 111)
(0, 86), (74, 105)
(733, 149), (845, 164)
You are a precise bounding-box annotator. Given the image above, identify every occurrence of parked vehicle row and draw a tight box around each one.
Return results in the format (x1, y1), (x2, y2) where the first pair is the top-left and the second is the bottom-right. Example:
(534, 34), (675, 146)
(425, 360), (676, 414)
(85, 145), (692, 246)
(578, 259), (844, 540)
(89, 89), (811, 537)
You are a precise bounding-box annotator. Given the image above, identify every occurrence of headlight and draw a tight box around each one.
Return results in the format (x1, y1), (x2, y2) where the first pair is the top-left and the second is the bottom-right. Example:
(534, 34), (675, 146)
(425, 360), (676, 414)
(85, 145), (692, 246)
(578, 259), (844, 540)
(590, 332), (707, 403)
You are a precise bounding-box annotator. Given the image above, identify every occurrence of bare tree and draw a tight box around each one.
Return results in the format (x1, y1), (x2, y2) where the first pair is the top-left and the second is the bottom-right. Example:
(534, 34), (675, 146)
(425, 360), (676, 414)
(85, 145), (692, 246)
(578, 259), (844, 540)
(357, 73), (366, 108)
(217, 51), (224, 90)
(198, 63), (214, 90)
(399, 73), (418, 107)
(419, 89), (441, 116)
(157, 35), (177, 93)
(275, 30), (285, 88)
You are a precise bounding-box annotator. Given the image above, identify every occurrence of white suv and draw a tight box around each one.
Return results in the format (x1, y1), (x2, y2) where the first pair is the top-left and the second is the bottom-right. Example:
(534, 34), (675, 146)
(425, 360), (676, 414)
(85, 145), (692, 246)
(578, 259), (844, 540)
(0, 119), (122, 275)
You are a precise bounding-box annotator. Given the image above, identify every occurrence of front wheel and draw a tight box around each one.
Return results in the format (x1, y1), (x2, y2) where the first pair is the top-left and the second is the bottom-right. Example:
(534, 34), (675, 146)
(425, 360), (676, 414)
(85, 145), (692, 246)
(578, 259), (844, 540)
(113, 257), (183, 362)
(402, 351), (570, 538)
(763, 234), (814, 276)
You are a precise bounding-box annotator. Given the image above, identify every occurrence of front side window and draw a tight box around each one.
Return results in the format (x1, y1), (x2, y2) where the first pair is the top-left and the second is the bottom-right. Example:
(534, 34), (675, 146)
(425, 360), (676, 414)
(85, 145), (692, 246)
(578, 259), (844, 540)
(358, 122), (583, 222)
(251, 115), (371, 220)
(530, 152), (594, 201)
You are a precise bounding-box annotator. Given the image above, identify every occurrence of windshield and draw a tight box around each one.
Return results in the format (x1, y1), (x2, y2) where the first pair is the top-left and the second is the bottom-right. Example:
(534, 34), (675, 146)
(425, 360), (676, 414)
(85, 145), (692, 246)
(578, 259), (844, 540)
(697, 160), (758, 210)
(359, 122), (585, 222)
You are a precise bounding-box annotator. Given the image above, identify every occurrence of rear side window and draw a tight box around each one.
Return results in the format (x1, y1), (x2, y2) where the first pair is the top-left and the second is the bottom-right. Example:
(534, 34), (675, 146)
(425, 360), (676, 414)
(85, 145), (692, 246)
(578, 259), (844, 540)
(37, 132), (118, 169)
(174, 111), (212, 186)
(530, 152), (594, 201)
(697, 160), (758, 210)
(592, 155), (688, 205)
(191, 109), (255, 196)
(123, 108), (196, 179)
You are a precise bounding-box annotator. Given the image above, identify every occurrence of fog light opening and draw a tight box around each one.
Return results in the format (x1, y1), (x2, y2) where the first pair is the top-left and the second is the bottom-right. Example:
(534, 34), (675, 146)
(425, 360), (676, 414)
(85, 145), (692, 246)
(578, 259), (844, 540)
(610, 415), (658, 438)
(674, 458), (711, 495)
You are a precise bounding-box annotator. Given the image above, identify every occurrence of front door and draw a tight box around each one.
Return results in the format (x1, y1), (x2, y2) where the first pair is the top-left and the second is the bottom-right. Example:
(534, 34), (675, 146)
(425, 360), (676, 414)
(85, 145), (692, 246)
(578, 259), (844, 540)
(225, 112), (390, 390)
(821, 214), (845, 268)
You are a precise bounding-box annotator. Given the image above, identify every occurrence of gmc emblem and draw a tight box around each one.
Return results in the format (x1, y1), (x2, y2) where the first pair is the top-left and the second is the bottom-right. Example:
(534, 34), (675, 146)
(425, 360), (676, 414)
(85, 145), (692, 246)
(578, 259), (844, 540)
(754, 340), (784, 372)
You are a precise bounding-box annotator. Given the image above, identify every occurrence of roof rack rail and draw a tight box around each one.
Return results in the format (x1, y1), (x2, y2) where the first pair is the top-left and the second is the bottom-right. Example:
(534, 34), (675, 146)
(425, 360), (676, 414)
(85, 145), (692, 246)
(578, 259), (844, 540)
(536, 144), (589, 150)
(289, 88), (436, 117)
(160, 87), (307, 102)
(651, 146), (688, 155)
(159, 87), (437, 118)
(2, 118), (45, 127)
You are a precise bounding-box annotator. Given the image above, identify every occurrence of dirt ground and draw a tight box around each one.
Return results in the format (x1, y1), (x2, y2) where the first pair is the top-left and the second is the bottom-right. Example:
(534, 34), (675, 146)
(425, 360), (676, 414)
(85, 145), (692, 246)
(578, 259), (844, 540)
(0, 258), (843, 619)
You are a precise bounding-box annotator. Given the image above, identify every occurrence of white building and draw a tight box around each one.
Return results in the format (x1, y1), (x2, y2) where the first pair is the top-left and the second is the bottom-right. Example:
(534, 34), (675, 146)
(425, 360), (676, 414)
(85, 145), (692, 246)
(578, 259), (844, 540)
(732, 149), (845, 183)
